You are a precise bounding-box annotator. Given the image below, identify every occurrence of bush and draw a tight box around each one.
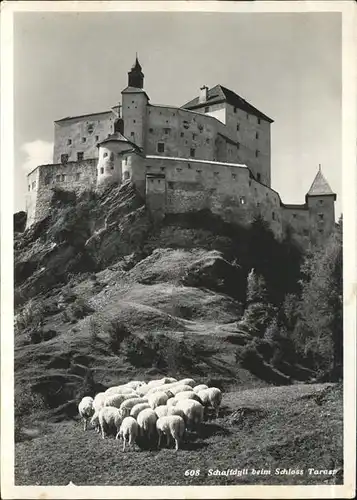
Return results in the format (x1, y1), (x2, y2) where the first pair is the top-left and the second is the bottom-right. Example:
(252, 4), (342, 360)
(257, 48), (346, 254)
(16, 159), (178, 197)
(28, 328), (57, 344)
(15, 299), (46, 331)
(107, 320), (131, 353)
(61, 298), (94, 323)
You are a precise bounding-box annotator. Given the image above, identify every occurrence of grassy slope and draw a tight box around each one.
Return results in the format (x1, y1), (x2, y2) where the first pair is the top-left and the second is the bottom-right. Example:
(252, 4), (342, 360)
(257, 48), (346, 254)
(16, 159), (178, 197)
(15, 383), (342, 486)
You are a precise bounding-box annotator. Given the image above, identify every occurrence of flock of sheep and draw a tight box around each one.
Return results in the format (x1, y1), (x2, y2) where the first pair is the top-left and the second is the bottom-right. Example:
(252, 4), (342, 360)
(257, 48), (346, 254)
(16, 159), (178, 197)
(78, 377), (222, 451)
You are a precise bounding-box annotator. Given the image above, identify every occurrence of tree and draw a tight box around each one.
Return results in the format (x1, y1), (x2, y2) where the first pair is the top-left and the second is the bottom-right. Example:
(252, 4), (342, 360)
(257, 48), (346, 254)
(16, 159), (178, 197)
(296, 219), (343, 377)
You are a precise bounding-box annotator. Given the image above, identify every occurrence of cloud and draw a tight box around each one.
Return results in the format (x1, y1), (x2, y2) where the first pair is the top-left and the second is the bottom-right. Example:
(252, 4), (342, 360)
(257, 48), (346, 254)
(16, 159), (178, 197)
(21, 140), (53, 173)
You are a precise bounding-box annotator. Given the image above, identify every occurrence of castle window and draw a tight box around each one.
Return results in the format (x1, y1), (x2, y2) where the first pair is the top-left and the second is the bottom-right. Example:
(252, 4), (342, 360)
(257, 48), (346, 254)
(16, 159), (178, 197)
(190, 148), (196, 158)
(110, 152), (114, 161)
(67, 139), (72, 145)
(240, 196), (246, 205)
(196, 169), (202, 174)
(75, 173), (81, 181)
(103, 152), (108, 158)
(32, 181), (36, 189)
(133, 120), (136, 123)
(56, 175), (60, 182)
(28, 185), (30, 191)
(234, 107), (237, 114)
(256, 150), (260, 157)
(246, 113), (249, 119)
(95, 135), (99, 141)
(100, 167), (104, 174)
(180, 132), (184, 137)
(258, 118), (261, 124)
(319, 200), (324, 205)
(110, 166), (114, 170)
(188, 163), (191, 169)
(123, 171), (130, 180)
(149, 128), (153, 133)
(205, 106), (209, 113)
(125, 158), (128, 165)
(206, 138), (210, 144)
(168, 182), (174, 189)
(160, 167), (165, 171)
(237, 142), (240, 149)
(257, 173), (261, 182)
(237, 124), (240, 131)
(157, 142), (165, 153)
(272, 212), (275, 220)
(214, 172), (219, 177)
(256, 132), (259, 139)
(164, 128), (170, 135)
(131, 132), (135, 137)
(318, 213), (324, 220)
(132, 101), (135, 104)
(81, 137), (86, 143)
(232, 173), (236, 179)
(293, 213), (297, 218)
(176, 167), (182, 172)
(61, 154), (68, 164)
(77, 152), (84, 161)
(61, 174), (66, 182)
(192, 133), (196, 140)
(318, 229), (323, 233)
(257, 202), (260, 207)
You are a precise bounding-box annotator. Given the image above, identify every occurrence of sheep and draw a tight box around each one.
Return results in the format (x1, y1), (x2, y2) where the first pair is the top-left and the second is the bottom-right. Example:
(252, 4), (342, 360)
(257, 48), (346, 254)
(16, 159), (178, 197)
(104, 386), (137, 397)
(167, 406), (186, 420)
(130, 403), (151, 419)
(147, 391), (170, 409)
(154, 405), (169, 418)
(197, 387), (222, 418)
(117, 417), (139, 451)
(97, 406), (122, 439)
(160, 377), (177, 384)
(169, 384), (193, 396)
(156, 416), (185, 451)
(193, 384), (209, 394)
(119, 398), (149, 418)
(175, 399), (204, 429)
(147, 385), (175, 397)
(136, 408), (158, 441)
(104, 393), (136, 409)
(177, 378), (195, 387)
(166, 397), (176, 407)
(125, 381), (145, 390)
(147, 379), (166, 388)
(78, 396), (94, 431)
(136, 384), (151, 397)
(174, 391), (203, 404)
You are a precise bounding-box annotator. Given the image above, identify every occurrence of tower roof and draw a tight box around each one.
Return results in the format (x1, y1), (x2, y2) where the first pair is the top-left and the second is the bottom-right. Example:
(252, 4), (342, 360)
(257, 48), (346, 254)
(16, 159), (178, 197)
(182, 84), (274, 123)
(307, 166), (336, 197)
(97, 131), (141, 151)
(131, 54), (142, 72)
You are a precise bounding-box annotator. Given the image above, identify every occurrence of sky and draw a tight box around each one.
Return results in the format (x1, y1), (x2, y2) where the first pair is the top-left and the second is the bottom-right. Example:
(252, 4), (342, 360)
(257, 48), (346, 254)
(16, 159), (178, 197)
(13, 10), (342, 217)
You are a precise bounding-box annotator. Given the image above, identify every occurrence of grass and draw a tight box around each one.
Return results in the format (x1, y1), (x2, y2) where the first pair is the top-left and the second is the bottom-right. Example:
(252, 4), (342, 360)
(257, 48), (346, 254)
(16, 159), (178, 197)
(15, 383), (342, 486)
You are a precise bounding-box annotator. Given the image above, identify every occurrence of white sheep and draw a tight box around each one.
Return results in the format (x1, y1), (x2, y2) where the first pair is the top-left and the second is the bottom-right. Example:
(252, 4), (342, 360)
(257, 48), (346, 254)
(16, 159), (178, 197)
(156, 416), (185, 451)
(160, 377), (177, 384)
(177, 378), (195, 387)
(175, 399), (204, 429)
(174, 391), (203, 404)
(147, 385), (175, 397)
(104, 393), (135, 409)
(147, 379), (166, 388)
(117, 416), (139, 451)
(136, 384), (150, 397)
(130, 403), (151, 419)
(119, 398), (149, 418)
(166, 397), (176, 407)
(97, 406), (122, 439)
(78, 396), (94, 431)
(125, 381), (145, 390)
(147, 391), (170, 409)
(169, 384), (193, 396)
(197, 387), (222, 418)
(193, 384), (209, 393)
(154, 405), (169, 418)
(167, 406), (186, 420)
(104, 386), (137, 397)
(136, 408), (158, 441)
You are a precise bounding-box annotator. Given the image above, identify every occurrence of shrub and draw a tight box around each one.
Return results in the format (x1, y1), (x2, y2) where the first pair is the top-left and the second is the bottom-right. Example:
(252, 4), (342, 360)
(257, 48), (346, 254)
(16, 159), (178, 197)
(28, 328), (57, 344)
(15, 299), (46, 331)
(62, 298), (94, 323)
(107, 320), (131, 353)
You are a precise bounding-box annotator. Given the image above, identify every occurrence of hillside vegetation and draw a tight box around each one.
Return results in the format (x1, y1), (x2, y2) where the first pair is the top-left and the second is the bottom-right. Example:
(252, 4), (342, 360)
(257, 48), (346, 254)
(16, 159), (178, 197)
(14, 181), (343, 486)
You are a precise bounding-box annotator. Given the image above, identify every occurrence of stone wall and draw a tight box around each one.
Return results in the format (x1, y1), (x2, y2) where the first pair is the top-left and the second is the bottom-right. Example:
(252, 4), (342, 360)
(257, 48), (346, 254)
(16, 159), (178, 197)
(25, 159), (97, 228)
(281, 205), (310, 247)
(53, 111), (115, 163)
(25, 168), (40, 228)
(307, 195), (336, 247)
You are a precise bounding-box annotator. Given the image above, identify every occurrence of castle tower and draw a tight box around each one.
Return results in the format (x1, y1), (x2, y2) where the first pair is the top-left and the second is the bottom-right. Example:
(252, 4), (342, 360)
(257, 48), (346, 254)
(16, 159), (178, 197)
(96, 132), (139, 189)
(121, 56), (149, 150)
(305, 165), (336, 245)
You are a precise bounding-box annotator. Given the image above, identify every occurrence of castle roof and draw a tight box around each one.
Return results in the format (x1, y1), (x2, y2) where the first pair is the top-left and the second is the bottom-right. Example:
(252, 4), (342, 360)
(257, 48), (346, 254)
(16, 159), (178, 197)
(182, 85), (274, 123)
(97, 132), (141, 151)
(307, 167), (336, 197)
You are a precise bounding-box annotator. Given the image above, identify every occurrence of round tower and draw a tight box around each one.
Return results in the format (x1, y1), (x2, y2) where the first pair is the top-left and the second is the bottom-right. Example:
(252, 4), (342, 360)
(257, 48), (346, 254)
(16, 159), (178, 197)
(96, 132), (139, 189)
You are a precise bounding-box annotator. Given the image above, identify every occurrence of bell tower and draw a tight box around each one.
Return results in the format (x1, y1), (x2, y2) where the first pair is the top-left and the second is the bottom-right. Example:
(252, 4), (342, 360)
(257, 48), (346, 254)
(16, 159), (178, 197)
(128, 54), (144, 89)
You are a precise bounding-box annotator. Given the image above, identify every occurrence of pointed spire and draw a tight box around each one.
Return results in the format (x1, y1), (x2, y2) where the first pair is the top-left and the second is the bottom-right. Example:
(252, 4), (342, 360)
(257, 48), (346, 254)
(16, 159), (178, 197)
(128, 55), (144, 88)
(132, 53), (142, 71)
(307, 166), (335, 197)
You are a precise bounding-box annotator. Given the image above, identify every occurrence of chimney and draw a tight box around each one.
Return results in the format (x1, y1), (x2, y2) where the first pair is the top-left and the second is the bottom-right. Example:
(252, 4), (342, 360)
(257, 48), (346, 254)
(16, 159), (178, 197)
(199, 85), (208, 104)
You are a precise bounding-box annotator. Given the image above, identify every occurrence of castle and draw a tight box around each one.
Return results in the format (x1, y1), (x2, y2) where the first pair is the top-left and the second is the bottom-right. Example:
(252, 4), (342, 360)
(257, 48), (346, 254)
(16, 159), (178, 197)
(25, 57), (336, 249)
